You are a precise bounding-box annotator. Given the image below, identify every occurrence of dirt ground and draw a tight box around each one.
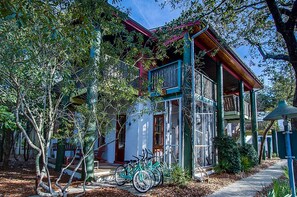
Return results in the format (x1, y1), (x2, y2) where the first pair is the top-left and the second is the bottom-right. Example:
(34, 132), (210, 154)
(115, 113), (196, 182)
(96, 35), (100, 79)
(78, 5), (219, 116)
(0, 158), (279, 197)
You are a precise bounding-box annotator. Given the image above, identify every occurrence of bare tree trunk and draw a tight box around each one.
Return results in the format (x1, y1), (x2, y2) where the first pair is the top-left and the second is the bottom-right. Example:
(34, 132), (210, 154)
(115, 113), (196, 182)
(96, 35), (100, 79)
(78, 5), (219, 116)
(23, 138), (30, 161)
(259, 120), (275, 164)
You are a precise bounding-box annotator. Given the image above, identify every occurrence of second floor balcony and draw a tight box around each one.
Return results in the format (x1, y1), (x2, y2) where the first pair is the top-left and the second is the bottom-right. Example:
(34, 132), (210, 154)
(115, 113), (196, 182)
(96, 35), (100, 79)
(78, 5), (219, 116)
(148, 60), (182, 96)
(224, 95), (251, 121)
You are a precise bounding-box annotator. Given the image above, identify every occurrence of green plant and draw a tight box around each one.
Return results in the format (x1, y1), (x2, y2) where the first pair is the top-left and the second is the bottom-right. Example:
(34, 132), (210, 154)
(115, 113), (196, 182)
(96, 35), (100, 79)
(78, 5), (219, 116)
(214, 136), (241, 173)
(169, 164), (190, 186)
(268, 178), (291, 197)
(241, 156), (252, 172)
(239, 144), (258, 172)
(214, 160), (230, 173)
(282, 166), (289, 180)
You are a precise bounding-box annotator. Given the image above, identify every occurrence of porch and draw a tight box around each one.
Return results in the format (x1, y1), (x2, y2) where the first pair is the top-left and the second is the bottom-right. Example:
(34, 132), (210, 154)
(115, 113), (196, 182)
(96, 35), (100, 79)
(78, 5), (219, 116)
(148, 57), (258, 178)
(48, 157), (119, 180)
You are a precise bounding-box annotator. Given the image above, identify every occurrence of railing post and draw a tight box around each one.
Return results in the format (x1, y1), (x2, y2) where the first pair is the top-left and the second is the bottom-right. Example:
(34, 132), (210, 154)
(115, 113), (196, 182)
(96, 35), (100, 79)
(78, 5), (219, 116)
(239, 80), (245, 146)
(250, 89), (258, 153)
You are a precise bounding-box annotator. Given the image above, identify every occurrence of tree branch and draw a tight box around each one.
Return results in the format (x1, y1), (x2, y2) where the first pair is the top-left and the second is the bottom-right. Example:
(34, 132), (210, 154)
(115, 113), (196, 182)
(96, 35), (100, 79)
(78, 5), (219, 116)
(234, 1), (265, 12)
(279, 7), (292, 16)
(265, 0), (286, 33)
(256, 43), (290, 61)
(246, 38), (290, 61)
(285, 1), (297, 31)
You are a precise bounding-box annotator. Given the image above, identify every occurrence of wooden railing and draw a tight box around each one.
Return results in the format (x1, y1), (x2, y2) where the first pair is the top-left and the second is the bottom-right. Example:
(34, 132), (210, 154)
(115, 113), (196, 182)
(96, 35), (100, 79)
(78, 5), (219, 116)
(148, 60), (182, 95)
(195, 71), (217, 102)
(102, 55), (139, 83)
(224, 95), (251, 117)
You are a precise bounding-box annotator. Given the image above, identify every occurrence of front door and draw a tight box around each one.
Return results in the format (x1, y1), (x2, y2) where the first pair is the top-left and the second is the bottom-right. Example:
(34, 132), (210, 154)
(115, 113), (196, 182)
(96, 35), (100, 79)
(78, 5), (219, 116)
(153, 115), (164, 159)
(115, 115), (126, 163)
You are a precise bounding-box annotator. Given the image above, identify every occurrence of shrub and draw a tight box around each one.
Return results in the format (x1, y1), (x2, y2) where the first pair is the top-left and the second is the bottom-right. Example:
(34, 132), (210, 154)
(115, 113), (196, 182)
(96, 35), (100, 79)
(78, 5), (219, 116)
(169, 164), (190, 186)
(239, 144), (258, 171)
(214, 136), (241, 173)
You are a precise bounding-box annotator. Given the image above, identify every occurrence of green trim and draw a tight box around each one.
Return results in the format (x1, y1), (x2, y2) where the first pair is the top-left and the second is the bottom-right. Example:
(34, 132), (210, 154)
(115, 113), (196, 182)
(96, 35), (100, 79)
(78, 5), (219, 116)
(55, 139), (65, 172)
(182, 32), (192, 173)
(250, 89), (258, 152)
(149, 60), (183, 96)
(267, 137), (272, 159)
(239, 80), (245, 146)
(216, 62), (224, 138)
(272, 129), (278, 155)
(82, 28), (101, 181)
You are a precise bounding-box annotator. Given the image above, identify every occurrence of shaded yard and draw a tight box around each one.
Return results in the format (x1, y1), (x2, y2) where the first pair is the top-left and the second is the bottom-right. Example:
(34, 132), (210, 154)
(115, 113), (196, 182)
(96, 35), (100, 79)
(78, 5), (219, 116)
(0, 159), (279, 197)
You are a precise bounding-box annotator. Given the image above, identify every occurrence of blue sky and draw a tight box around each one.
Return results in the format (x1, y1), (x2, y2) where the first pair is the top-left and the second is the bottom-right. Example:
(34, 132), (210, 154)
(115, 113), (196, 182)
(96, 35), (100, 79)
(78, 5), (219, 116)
(111, 0), (263, 77)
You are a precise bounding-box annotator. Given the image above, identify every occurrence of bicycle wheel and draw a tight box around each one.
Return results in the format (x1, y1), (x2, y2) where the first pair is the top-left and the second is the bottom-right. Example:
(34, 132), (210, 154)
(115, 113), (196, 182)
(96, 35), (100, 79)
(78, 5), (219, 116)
(115, 165), (127, 186)
(151, 168), (163, 187)
(132, 170), (152, 193)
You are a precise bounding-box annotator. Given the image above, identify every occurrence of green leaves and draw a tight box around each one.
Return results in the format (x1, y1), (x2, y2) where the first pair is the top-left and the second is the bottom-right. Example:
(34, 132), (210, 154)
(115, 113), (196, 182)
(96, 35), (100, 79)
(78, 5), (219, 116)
(0, 105), (16, 130)
(214, 136), (241, 173)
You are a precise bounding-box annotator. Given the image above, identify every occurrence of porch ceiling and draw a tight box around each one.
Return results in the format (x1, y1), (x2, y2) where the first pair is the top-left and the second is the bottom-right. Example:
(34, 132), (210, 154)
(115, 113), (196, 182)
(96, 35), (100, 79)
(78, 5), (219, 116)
(197, 52), (249, 94)
(192, 25), (263, 90)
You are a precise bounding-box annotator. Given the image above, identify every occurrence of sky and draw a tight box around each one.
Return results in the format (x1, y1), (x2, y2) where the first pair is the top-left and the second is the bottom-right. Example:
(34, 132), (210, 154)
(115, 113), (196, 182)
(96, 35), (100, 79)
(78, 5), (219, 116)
(110, 0), (263, 78)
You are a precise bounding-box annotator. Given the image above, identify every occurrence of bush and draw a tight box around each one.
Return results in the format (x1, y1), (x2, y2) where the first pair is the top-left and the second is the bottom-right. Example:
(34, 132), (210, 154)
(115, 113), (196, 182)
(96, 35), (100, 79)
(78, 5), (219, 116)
(239, 144), (258, 172)
(214, 136), (241, 173)
(169, 164), (190, 186)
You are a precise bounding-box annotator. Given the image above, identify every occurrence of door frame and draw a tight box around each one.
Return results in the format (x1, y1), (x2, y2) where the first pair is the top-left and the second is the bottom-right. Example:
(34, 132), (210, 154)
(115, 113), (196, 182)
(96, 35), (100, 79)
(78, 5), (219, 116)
(153, 114), (165, 157)
(154, 97), (182, 166)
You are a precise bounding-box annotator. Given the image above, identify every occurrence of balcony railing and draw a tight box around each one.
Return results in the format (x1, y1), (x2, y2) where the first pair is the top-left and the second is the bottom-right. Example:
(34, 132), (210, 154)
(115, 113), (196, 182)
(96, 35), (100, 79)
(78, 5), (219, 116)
(148, 60), (182, 96)
(70, 55), (139, 103)
(224, 95), (251, 118)
(102, 55), (139, 83)
(195, 70), (217, 103)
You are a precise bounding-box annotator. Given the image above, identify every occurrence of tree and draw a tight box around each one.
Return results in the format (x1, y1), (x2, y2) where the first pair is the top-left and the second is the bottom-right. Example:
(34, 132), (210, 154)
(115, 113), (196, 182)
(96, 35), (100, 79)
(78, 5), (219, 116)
(1, 0), (153, 195)
(257, 64), (295, 112)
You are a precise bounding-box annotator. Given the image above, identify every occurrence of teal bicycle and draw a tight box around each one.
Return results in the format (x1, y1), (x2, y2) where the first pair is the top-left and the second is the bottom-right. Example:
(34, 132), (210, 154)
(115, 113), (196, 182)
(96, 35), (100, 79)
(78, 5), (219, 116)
(114, 155), (153, 193)
(143, 148), (163, 186)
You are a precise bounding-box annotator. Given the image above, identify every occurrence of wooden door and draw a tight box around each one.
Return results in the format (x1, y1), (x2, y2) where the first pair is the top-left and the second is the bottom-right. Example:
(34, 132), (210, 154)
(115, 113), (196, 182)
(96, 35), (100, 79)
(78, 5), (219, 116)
(153, 115), (164, 157)
(115, 115), (126, 163)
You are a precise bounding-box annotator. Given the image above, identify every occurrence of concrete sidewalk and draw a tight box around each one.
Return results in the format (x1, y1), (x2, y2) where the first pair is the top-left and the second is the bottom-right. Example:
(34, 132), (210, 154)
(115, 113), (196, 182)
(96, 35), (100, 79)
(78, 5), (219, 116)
(207, 160), (287, 197)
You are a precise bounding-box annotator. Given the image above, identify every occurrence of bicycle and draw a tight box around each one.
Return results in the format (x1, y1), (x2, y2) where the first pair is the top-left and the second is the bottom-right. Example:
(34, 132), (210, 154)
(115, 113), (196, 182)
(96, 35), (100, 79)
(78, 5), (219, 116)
(114, 154), (153, 193)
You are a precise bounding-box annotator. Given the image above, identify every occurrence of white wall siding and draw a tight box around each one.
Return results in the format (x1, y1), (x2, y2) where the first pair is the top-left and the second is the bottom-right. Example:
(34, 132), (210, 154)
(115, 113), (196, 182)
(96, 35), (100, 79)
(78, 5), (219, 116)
(105, 120), (116, 163)
(125, 105), (140, 160)
(103, 100), (154, 162)
(125, 101), (153, 161)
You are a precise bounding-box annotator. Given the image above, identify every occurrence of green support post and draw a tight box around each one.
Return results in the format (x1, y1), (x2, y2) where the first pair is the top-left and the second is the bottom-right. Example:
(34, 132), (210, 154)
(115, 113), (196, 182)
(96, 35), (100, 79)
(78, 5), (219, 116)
(239, 80), (245, 146)
(216, 62), (224, 138)
(267, 137), (272, 159)
(55, 95), (69, 172)
(250, 89), (258, 153)
(55, 139), (65, 172)
(83, 28), (101, 181)
(272, 129), (278, 156)
(182, 32), (192, 173)
(260, 136), (266, 160)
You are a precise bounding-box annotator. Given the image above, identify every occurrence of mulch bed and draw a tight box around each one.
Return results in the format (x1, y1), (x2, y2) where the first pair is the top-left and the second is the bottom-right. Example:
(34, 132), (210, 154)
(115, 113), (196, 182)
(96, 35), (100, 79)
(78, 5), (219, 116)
(147, 159), (279, 197)
(0, 158), (279, 197)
